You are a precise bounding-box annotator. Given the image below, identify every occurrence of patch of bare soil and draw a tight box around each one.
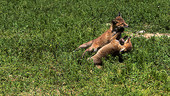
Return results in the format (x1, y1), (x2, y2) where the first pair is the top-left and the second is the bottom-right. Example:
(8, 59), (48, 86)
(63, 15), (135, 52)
(127, 31), (170, 39)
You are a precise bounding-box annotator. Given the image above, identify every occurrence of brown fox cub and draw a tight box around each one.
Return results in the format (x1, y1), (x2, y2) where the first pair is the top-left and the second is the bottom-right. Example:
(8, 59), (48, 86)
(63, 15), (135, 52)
(75, 13), (128, 57)
(89, 32), (132, 65)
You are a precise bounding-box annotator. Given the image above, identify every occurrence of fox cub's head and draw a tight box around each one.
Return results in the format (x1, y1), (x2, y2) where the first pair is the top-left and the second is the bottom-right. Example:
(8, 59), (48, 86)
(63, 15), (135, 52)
(120, 37), (132, 53)
(112, 12), (128, 28)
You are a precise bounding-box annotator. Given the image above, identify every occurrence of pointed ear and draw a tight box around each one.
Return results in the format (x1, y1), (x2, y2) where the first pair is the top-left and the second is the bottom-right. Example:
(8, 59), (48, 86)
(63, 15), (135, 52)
(118, 12), (121, 16)
(125, 37), (131, 43)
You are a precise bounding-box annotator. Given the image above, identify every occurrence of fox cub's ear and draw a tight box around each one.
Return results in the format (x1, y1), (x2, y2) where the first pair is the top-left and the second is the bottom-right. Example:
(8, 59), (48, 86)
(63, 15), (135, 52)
(118, 12), (121, 16)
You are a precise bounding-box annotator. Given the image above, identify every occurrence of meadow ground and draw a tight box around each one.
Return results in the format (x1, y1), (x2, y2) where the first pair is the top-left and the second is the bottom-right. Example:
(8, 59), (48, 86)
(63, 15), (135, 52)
(0, 0), (169, 95)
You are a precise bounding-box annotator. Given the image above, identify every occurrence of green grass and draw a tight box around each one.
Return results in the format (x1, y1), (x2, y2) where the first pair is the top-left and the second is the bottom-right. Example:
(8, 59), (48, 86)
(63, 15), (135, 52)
(0, 0), (169, 95)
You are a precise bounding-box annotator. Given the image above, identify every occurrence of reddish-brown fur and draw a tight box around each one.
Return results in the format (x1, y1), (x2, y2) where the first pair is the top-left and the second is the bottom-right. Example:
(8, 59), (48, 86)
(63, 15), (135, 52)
(89, 33), (132, 65)
(75, 14), (128, 57)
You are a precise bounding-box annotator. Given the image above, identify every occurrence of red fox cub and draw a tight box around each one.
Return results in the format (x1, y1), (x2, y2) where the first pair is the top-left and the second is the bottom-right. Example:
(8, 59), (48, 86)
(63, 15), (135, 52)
(88, 32), (132, 65)
(75, 13), (128, 57)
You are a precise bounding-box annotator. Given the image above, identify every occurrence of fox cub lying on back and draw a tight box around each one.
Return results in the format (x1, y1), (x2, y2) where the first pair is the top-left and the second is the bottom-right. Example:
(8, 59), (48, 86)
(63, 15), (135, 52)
(75, 13), (128, 57)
